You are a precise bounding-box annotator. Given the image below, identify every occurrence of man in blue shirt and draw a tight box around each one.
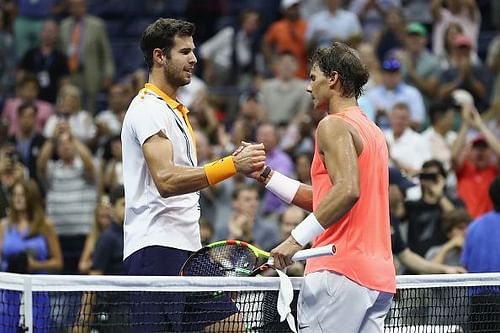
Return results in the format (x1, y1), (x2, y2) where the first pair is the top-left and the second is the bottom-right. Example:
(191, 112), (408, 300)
(461, 176), (500, 332)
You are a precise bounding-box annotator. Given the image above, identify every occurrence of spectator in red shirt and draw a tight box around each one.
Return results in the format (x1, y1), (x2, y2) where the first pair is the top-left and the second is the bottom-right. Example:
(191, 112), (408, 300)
(451, 105), (500, 218)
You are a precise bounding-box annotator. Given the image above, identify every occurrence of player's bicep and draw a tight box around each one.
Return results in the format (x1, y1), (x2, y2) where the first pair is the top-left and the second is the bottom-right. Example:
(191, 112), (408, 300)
(318, 118), (360, 193)
(142, 132), (175, 190)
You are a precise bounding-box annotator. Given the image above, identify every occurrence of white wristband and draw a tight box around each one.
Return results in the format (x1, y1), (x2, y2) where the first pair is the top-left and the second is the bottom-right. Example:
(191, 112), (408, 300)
(291, 213), (325, 247)
(265, 171), (301, 204)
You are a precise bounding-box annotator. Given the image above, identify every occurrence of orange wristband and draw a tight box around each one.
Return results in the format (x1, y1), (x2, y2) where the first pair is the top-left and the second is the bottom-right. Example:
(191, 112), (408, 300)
(204, 156), (237, 185)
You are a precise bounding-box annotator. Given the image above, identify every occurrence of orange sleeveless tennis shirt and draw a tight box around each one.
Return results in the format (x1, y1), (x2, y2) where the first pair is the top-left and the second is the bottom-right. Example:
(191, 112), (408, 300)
(305, 107), (396, 294)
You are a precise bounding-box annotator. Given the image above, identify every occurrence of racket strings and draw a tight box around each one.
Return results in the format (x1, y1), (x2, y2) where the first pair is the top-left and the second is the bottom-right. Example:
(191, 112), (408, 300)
(181, 244), (259, 277)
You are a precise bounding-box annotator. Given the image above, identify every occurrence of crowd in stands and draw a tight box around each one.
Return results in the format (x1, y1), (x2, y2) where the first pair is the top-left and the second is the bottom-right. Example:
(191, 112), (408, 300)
(1, 0), (500, 281)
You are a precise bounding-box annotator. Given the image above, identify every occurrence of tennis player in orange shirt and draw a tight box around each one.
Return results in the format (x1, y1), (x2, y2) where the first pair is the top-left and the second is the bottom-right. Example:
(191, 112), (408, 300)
(254, 43), (396, 332)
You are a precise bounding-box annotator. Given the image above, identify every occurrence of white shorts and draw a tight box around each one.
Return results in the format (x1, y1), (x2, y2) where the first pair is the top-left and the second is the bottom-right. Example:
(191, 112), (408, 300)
(298, 270), (393, 333)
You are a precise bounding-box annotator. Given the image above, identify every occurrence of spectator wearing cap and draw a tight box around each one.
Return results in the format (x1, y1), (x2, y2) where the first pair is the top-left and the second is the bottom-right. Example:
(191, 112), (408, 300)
(259, 51), (311, 126)
(451, 105), (500, 218)
(421, 101), (460, 171)
(262, 0), (308, 79)
(227, 90), (265, 150)
(306, 0), (362, 52)
(397, 22), (441, 106)
(431, 0), (480, 57)
(364, 57), (426, 129)
(438, 33), (492, 112)
(389, 167), (466, 274)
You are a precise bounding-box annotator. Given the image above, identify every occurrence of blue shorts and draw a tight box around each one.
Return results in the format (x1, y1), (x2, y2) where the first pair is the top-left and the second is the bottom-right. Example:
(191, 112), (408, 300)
(124, 245), (239, 332)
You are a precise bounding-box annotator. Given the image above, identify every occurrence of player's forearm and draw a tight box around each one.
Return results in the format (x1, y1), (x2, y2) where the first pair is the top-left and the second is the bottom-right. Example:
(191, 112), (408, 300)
(155, 166), (210, 197)
(313, 182), (359, 229)
(291, 185), (314, 212)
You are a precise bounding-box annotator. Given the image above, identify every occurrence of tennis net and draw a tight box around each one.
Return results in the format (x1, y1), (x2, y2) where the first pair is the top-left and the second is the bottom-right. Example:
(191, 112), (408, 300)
(1, 272), (499, 332)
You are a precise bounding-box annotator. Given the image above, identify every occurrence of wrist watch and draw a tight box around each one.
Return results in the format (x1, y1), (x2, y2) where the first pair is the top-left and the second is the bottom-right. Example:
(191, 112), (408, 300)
(259, 166), (272, 182)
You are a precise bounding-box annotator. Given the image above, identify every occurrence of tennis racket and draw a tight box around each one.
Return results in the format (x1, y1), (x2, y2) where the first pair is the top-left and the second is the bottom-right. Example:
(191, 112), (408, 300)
(179, 240), (336, 277)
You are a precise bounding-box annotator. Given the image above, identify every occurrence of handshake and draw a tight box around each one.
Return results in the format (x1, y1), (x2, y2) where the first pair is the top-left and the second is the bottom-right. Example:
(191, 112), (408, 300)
(231, 141), (267, 179)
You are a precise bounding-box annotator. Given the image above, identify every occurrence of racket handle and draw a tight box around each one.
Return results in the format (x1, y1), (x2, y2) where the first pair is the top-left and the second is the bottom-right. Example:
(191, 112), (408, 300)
(291, 244), (336, 261)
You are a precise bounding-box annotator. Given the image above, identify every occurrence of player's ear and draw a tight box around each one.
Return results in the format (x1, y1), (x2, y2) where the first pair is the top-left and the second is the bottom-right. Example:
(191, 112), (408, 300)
(153, 48), (164, 66)
(329, 71), (339, 89)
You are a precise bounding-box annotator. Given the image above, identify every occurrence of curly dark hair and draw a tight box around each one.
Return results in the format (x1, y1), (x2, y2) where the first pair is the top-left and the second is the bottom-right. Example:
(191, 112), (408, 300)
(311, 42), (369, 99)
(140, 18), (195, 71)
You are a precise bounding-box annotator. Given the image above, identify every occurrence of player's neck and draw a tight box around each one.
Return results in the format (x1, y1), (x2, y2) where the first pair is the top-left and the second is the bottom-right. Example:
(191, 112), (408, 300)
(328, 97), (358, 115)
(148, 72), (178, 99)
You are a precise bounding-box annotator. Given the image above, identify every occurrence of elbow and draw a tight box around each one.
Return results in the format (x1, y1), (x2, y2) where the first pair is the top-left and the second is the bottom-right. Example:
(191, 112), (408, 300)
(156, 172), (177, 198)
(345, 185), (360, 206)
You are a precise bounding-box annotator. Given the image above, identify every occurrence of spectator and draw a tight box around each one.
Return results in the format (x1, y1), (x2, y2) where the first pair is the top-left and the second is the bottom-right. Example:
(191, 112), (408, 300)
(18, 19), (70, 104)
(364, 58), (426, 129)
(2, 74), (54, 136)
(357, 42), (383, 91)
(486, 29), (500, 104)
(389, 167), (465, 274)
(421, 101), (460, 170)
(349, 0), (402, 41)
(260, 51), (311, 126)
(94, 83), (128, 148)
(227, 90), (265, 149)
(0, 179), (62, 272)
(385, 102), (431, 175)
(438, 33), (492, 112)
(256, 122), (295, 216)
(372, 8), (406, 62)
(431, 0), (480, 57)
(437, 22), (480, 70)
(406, 159), (463, 257)
(426, 208), (471, 267)
(306, 0), (362, 51)
(461, 176), (500, 332)
(451, 105), (500, 218)
(262, 0), (308, 79)
(294, 152), (313, 185)
(78, 200), (113, 274)
(462, 176), (500, 272)
(0, 9), (15, 104)
(43, 85), (96, 146)
(200, 9), (260, 87)
(0, 143), (25, 219)
(60, 0), (115, 114)
(397, 22), (441, 105)
(0, 179), (62, 331)
(73, 185), (125, 332)
(100, 135), (123, 195)
(224, 184), (280, 251)
(12, 0), (58, 59)
(37, 130), (97, 274)
(8, 103), (46, 185)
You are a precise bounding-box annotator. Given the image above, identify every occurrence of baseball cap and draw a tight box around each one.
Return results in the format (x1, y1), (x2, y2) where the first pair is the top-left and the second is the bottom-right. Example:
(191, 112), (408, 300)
(471, 135), (488, 147)
(406, 22), (427, 36)
(454, 34), (472, 48)
(389, 167), (416, 190)
(281, 0), (301, 10)
(381, 58), (401, 72)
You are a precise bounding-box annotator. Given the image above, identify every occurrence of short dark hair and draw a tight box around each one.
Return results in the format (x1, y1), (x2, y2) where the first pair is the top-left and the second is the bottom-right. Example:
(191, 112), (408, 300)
(428, 101), (458, 124)
(232, 184), (259, 200)
(140, 18), (195, 71)
(17, 102), (38, 116)
(489, 177), (500, 212)
(422, 159), (447, 178)
(311, 43), (369, 99)
(441, 208), (471, 234)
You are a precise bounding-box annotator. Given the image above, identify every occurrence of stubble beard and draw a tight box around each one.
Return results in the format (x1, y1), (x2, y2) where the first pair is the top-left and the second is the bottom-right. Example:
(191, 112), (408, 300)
(164, 65), (190, 88)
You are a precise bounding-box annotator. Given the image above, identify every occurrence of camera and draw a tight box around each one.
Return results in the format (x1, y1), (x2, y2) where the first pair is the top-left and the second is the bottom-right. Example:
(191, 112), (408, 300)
(419, 172), (438, 182)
